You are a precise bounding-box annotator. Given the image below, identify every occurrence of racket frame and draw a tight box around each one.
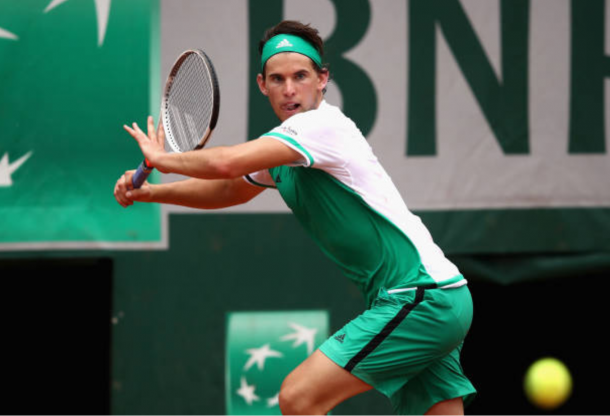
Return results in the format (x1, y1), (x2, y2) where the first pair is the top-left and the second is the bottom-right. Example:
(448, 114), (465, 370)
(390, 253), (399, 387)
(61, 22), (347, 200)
(161, 49), (220, 153)
(131, 49), (220, 189)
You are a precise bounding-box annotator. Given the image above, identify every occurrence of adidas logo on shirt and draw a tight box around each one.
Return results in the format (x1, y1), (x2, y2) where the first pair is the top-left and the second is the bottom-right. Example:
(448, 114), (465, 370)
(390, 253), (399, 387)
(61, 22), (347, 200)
(276, 38), (293, 48)
(334, 334), (346, 343)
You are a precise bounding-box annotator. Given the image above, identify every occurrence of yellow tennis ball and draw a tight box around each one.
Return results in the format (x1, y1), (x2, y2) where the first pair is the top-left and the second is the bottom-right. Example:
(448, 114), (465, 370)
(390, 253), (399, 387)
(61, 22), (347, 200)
(524, 357), (572, 410)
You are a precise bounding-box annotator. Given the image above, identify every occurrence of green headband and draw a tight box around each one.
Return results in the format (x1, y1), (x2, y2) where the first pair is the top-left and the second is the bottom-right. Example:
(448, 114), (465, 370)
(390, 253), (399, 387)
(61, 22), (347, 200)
(261, 34), (322, 71)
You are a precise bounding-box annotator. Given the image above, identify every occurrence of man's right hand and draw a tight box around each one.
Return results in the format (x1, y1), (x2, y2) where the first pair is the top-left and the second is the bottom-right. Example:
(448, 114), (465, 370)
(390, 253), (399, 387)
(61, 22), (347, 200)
(114, 170), (153, 208)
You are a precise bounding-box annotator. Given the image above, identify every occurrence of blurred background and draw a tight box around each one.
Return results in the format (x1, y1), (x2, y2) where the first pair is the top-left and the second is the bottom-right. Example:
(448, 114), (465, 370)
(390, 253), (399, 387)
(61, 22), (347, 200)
(1, 0), (609, 414)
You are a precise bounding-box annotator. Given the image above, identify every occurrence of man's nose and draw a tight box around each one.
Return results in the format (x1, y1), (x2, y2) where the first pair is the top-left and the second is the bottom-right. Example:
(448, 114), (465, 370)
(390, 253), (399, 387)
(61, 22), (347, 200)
(283, 79), (296, 96)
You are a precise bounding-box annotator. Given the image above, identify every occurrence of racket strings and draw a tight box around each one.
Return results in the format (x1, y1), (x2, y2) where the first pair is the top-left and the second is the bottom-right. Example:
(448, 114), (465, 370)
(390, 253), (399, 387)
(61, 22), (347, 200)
(164, 53), (215, 153)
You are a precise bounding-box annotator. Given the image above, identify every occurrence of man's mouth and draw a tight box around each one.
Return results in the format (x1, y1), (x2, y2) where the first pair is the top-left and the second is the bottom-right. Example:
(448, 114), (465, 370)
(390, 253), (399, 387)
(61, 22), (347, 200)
(283, 102), (300, 112)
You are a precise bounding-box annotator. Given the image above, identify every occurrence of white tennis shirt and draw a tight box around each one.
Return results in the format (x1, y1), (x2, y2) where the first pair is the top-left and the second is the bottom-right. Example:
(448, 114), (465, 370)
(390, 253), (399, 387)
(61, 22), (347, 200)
(245, 100), (466, 306)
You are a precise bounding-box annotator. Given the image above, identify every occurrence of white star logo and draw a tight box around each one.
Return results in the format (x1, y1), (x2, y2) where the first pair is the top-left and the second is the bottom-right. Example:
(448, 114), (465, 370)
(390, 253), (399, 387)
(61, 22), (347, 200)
(267, 392), (280, 408)
(45, 0), (112, 46)
(243, 343), (283, 371)
(236, 376), (260, 406)
(280, 322), (318, 355)
(0, 27), (18, 40)
(0, 152), (33, 187)
(1, 1), (112, 45)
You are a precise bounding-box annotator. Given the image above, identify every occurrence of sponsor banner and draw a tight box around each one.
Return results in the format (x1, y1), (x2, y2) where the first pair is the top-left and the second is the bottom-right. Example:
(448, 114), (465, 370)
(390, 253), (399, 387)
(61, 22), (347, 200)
(161, 0), (610, 211)
(225, 310), (329, 415)
(160, 0), (610, 253)
(0, 0), (160, 249)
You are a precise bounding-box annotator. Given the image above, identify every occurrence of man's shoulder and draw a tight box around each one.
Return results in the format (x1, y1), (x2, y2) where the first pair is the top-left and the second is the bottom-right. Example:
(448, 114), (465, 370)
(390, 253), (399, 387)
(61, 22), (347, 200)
(282, 101), (353, 136)
(285, 101), (342, 124)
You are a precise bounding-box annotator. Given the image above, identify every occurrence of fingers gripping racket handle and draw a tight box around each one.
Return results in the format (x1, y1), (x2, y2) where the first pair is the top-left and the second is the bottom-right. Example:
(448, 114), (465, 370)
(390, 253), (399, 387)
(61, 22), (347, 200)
(132, 160), (154, 189)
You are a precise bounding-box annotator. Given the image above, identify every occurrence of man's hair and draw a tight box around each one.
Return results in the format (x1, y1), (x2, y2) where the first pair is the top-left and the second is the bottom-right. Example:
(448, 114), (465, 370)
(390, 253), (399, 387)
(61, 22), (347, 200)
(258, 20), (329, 79)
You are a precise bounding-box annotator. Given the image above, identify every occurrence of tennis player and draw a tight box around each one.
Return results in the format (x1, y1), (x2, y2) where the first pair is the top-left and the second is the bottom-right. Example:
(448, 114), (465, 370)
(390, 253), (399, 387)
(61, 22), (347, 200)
(114, 20), (476, 416)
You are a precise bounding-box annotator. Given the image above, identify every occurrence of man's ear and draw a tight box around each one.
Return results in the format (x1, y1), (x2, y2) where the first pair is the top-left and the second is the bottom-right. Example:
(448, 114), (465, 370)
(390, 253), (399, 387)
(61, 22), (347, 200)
(317, 69), (329, 93)
(256, 73), (269, 96)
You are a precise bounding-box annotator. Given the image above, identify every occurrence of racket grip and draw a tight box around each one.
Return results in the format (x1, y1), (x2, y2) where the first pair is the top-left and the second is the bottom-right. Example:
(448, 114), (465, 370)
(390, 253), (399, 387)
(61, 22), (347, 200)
(132, 160), (154, 189)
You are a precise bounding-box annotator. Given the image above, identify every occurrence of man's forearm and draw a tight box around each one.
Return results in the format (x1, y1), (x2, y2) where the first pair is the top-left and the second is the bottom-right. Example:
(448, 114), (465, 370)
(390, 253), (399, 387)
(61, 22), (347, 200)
(150, 137), (302, 180)
(152, 146), (236, 179)
(148, 177), (260, 209)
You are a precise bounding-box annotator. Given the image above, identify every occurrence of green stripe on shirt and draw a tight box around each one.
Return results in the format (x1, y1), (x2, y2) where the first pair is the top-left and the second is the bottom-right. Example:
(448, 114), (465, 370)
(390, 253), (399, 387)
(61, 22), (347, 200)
(263, 132), (315, 167)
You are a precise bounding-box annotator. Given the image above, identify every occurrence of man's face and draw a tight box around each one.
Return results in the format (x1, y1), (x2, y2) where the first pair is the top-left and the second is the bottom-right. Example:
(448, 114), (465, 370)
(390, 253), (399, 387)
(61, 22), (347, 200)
(257, 52), (329, 122)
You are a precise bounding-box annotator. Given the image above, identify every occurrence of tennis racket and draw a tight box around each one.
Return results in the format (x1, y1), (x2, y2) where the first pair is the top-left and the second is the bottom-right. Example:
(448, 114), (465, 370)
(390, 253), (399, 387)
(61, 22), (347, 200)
(131, 49), (220, 188)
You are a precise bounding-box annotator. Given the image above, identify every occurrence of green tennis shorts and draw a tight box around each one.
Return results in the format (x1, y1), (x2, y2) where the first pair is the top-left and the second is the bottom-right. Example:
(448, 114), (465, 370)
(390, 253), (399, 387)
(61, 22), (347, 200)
(319, 284), (476, 415)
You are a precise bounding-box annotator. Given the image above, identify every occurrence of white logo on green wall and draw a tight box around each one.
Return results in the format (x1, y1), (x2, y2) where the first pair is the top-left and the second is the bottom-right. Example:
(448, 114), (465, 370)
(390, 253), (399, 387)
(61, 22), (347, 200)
(45, 0), (112, 46)
(0, 152), (32, 187)
(226, 311), (329, 415)
(0, 26), (18, 40)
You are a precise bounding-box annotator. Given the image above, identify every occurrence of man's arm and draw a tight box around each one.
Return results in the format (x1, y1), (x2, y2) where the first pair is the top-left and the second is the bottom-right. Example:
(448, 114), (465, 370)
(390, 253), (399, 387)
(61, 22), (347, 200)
(151, 177), (266, 209)
(116, 117), (301, 208)
(124, 117), (301, 180)
(114, 173), (265, 209)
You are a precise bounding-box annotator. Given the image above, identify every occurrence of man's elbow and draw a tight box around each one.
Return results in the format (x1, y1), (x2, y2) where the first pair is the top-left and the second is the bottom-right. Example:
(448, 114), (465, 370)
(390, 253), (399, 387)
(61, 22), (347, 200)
(209, 157), (243, 180)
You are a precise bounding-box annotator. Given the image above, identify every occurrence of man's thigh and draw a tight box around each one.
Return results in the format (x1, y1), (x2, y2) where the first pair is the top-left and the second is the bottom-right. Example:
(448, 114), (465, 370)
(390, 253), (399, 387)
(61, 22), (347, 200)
(279, 350), (373, 414)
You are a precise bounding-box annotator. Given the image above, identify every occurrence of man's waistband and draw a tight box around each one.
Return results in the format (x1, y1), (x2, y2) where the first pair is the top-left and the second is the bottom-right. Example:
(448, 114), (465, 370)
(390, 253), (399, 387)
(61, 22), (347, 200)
(387, 274), (466, 294)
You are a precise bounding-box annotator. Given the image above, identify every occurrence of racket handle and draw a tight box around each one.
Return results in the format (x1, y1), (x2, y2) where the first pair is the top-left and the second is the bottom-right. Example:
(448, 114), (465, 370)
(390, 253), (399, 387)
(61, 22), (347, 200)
(132, 160), (154, 189)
